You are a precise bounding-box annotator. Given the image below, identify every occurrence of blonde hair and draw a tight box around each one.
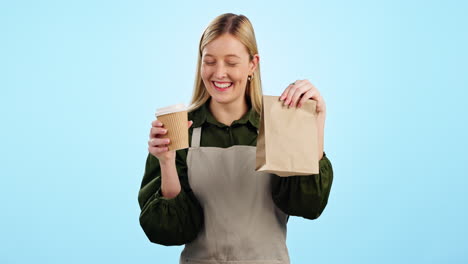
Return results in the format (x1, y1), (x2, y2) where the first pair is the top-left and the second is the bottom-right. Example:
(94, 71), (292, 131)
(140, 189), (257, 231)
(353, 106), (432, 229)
(187, 13), (263, 115)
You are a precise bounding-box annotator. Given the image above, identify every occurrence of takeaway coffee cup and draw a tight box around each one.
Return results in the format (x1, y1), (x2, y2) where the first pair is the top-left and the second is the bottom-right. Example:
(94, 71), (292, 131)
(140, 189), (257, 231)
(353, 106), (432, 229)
(155, 103), (189, 151)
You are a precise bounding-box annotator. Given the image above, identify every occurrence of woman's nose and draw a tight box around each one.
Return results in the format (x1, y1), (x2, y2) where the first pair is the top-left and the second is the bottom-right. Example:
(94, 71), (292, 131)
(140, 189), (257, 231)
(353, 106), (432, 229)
(214, 64), (227, 78)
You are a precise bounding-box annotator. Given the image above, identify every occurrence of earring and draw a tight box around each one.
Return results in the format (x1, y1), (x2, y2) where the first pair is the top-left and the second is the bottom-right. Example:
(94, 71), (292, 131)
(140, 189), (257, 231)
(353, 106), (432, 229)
(248, 74), (253, 81)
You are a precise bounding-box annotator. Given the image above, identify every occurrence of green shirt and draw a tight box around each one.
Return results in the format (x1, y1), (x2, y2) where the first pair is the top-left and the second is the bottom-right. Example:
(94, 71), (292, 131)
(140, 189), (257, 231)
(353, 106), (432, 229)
(138, 97), (334, 246)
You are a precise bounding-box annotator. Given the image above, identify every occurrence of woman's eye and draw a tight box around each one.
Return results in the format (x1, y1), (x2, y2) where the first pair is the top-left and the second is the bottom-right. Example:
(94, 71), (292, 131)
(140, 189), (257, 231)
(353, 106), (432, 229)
(203, 61), (237, 66)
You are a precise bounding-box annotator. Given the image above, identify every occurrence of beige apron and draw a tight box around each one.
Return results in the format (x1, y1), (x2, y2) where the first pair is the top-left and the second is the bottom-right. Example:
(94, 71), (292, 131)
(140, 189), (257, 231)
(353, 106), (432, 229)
(180, 126), (290, 264)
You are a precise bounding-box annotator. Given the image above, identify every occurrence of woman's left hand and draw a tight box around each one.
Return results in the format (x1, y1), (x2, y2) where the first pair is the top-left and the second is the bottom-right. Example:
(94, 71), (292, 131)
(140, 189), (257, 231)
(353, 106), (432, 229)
(279, 79), (325, 112)
(279, 79), (326, 159)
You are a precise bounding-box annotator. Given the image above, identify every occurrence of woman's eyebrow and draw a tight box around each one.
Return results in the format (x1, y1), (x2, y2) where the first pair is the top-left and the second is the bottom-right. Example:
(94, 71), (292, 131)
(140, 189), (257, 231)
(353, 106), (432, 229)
(204, 53), (240, 58)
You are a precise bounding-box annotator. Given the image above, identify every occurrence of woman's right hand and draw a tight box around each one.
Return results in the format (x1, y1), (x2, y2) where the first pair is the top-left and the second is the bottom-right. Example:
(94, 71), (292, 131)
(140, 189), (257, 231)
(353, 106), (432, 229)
(148, 119), (193, 163)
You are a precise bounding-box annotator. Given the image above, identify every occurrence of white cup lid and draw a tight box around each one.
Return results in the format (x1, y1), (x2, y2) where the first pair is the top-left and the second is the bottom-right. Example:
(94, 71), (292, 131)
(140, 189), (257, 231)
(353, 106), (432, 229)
(155, 103), (187, 116)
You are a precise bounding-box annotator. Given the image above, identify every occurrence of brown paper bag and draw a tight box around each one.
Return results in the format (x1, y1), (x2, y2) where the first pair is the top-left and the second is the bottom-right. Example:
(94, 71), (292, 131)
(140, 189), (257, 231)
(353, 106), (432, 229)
(255, 95), (319, 176)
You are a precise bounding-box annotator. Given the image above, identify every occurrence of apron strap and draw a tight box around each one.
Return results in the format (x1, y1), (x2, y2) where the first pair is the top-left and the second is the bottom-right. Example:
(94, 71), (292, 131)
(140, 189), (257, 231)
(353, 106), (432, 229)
(191, 127), (202, 147)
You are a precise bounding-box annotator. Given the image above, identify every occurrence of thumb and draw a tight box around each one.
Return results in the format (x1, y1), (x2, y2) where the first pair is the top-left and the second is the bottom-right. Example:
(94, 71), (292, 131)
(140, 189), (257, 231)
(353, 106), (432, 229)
(188, 120), (193, 128)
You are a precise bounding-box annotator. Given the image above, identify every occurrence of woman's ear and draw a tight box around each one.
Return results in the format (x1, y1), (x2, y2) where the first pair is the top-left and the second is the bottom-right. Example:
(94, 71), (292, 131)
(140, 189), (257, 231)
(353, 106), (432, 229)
(249, 54), (260, 74)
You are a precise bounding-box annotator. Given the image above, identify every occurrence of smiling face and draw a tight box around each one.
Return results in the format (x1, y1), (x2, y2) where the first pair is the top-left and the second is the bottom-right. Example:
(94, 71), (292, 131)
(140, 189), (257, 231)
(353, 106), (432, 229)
(201, 33), (258, 106)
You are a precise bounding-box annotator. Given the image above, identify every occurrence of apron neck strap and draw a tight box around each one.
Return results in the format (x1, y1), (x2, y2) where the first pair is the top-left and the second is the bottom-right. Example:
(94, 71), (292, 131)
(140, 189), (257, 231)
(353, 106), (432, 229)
(191, 127), (202, 147)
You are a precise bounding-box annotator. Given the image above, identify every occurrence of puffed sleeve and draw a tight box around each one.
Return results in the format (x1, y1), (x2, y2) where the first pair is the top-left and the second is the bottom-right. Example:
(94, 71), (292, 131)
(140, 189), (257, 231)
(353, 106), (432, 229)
(138, 149), (204, 246)
(271, 151), (334, 220)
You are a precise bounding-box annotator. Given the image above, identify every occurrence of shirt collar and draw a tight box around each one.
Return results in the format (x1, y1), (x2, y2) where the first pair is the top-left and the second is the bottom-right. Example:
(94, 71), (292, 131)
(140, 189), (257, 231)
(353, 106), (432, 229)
(190, 97), (259, 129)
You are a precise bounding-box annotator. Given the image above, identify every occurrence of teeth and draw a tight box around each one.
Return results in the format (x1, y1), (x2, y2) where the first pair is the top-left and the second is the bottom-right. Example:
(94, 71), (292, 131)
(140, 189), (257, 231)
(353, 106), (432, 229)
(214, 82), (233, 88)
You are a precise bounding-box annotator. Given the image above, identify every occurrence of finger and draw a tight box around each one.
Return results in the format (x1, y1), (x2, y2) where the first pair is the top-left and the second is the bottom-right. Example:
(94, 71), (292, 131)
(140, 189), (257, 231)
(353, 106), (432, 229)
(279, 84), (293, 101)
(188, 120), (193, 128)
(282, 85), (297, 106)
(149, 127), (168, 138)
(152, 120), (163, 127)
(280, 80), (303, 102)
(297, 89), (315, 108)
(281, 80), (302, 101)
(291, 79), (305, 86)
(283, 80), (304, 105)
(284, 81), (306, 107)
(148, 145), (169, 154)
(316, 95), (326, 112)
(301, 95), (324, 112)
(288, 84), (310, 108)
(148, 137), (170, 147)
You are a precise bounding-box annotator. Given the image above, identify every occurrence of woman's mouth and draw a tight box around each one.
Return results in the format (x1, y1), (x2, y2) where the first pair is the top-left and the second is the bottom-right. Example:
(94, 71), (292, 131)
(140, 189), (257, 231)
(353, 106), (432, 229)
(212, 81), (233, 91)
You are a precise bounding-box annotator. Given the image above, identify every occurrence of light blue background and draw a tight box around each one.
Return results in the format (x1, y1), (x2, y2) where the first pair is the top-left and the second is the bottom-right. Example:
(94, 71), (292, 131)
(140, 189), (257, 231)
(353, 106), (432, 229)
(1, 0), (467, 263)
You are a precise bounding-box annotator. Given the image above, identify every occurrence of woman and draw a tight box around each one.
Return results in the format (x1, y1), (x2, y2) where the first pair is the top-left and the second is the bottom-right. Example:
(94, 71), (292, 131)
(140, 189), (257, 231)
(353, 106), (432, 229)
(138, 13), (333, 264)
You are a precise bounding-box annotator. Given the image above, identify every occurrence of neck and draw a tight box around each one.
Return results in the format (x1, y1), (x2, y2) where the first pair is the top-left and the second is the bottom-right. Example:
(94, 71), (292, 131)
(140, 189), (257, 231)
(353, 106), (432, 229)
(209, 97), (249, 127)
